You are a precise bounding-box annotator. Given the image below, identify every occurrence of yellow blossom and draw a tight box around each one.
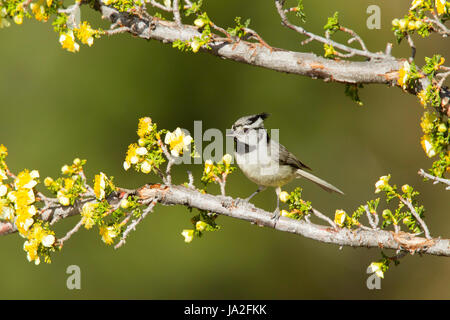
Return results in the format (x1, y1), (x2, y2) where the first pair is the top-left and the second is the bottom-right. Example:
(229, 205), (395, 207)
(420, 112), (437, 134)
(436, 0), (447, 14)
(94, 172), (107, 200)
(24, 239), (40, 264)
(0, 144), (7, 157)
(125, 143), (140, 168)
(401, 184), (410, 193)
(8, 188), (35, 208)
(81, 201), (97, 229)
(369, 262), (384, 278)
(44, 177), (54, 187)
(375, 175), (390, 193)
(120, 198), (130, 209)
(75, 21), (96, 46)
(397, 61), (411, 89)
(59, 31), (80, 53)
(164, 128), (193, 157)
(14, 169), (39, 190)
(421, 135), (436, 157)
(279, 191), (290, 203)
(181, 229), (194, 243)
(417, 89), (428, 107)
(410, 0), (424, 10)
(137, 117), (153, 138)
(13, 15), (23, 25)
(99, 226), (117, 245)
(334, 209), (347, 227)
(195, 221), (208, 232)
(437, 123), (447, 133)
(30, 1), (48, 22)
(0, 169), (7, 180)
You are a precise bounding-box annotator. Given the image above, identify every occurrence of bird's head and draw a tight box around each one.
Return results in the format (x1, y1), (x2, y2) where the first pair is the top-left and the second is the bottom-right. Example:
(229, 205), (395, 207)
(227, 113), (270, 144)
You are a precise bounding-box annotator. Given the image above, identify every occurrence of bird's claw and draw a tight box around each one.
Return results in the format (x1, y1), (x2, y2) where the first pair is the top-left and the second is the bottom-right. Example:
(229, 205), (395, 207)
(271, 208), (280, 223)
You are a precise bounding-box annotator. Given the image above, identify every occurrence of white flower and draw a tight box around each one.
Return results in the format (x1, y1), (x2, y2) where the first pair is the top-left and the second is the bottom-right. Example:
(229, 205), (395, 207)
(0, 184), (7, 197)
(123, 161), (131, 171)
(0, 169), (7, 180)
(222, 154), (232, 166)
(30, 170), (39, 179)
(136, 147), (148, 156)
(42, 234), (55, 247)
(27, 205), (37, 216)
(141, 160), (152, 174)
(61, 165), (70, 174)
(181, 229), (194, 243)
(375, 175), (390, 193)
(165, 128), (193, 157)
(204, 159), (214, 174)
(279, 191), (290, 203)
(369, 262), (384, 278)
(23, 218), (34, 231)
(57, 191), (70, 206)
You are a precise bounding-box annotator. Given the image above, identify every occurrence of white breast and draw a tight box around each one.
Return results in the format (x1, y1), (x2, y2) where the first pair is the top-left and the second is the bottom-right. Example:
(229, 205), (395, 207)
(235, 141), (296, 187)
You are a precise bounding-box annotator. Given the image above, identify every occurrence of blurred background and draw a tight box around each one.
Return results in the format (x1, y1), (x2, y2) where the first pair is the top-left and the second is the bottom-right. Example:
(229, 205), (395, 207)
(1, 0), (449, 299)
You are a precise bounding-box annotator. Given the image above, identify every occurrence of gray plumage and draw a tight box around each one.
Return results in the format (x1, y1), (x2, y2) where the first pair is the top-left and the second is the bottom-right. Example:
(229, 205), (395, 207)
(228, 113), (344, 216)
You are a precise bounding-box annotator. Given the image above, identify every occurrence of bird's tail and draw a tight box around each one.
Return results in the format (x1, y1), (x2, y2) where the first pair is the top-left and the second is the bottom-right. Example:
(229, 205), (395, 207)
(295, 169), (344, 195)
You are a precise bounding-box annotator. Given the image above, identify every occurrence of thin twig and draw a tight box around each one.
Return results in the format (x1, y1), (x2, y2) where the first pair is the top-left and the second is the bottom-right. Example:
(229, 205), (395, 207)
(398, 195), (431, 239)
(418, 169), (450, 190)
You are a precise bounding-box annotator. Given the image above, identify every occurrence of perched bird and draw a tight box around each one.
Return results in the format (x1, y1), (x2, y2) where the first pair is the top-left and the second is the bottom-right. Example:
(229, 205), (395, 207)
(227, 113), (344, 218)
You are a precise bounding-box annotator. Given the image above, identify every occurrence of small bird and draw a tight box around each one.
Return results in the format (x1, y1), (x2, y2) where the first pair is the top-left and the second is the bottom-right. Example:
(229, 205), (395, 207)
(227, 113), (344, 218)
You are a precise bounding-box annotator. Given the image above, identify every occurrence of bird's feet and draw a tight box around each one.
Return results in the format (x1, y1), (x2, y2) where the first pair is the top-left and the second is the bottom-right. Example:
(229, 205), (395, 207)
(271, 208), (280, 224)
(235, 197), (251, 207)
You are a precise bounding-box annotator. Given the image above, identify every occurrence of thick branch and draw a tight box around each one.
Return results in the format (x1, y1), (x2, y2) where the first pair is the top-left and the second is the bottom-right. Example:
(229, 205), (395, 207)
(2, 183), (449, 256)
(97, 4), (402, 86)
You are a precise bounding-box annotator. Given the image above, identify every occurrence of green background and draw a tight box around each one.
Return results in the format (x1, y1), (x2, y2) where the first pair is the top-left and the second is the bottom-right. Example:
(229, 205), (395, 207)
(1, 0), (449, 299)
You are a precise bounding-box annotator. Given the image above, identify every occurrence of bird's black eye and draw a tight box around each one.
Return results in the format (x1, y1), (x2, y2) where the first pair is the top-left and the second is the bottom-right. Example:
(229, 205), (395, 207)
(243, 128), (248, 133)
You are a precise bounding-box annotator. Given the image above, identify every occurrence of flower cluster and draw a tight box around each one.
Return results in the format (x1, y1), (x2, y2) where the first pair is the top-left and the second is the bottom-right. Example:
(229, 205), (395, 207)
(413, 55), (449, 177)
(124, 117), (166, 174)
(278, 187), (312, 220)
(44, 158), (88, 206)
(164, 128), (193, 157)
(392, 0), (449, 43)
(181, 210), (220, 243)
(93, 172), (115, 201)
(374, 175), (425, 234)
(201, 154), (234, 187)
(0, 146), (57, 264)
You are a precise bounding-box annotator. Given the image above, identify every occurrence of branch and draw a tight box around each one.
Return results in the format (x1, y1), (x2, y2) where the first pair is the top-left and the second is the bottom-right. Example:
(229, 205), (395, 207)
(2, 183), (449, 257)
(97, 3), (402, 86)
(418, 169), (450, 190)
(94, 1), (450, 107)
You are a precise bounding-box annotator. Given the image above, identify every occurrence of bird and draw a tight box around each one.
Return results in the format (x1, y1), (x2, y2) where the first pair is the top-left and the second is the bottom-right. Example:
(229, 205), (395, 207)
(227, 113), (344, 219)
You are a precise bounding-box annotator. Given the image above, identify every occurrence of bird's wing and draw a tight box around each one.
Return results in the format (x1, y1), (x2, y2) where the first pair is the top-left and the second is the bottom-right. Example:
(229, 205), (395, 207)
(275, 141), (312, 171)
